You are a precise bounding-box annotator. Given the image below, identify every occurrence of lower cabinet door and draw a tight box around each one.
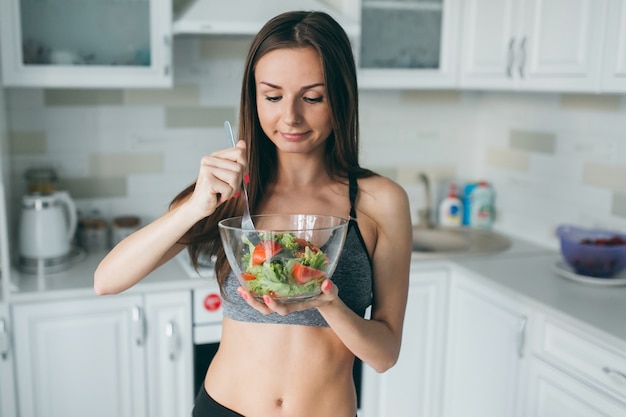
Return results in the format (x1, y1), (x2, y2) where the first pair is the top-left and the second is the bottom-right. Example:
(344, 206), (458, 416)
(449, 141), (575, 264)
(526, 358), (626, 417)
(442, 276), (529, 417)
(12, 295), (148, 417)
(0, 303), (17, 417)
(145, 291), (194, 417)
(361, 269), (448, 417)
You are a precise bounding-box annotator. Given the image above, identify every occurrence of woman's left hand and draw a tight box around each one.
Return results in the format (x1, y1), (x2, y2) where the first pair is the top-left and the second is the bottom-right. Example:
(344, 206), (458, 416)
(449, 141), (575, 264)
(237, 279), (338, 315)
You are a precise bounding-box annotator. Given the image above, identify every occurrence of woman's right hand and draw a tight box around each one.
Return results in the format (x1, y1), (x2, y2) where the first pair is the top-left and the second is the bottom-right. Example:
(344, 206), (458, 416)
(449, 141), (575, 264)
(186, 140), (247, 219)
(93, 140), (248, 295)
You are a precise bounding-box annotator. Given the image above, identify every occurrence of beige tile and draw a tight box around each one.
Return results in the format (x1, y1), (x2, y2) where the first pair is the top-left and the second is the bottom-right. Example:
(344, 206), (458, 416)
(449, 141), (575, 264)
(44, 90), (124, 106)
(165, 107), (235, 128)
(395, 165), (457, 183)
(173, 0), (192, 14)
(509, 129), (556, 154)
(583, 162), (626, 194)
(370, 167), (397, 181)
(9, 131), (46, 154)
(613, 193), (626, 218)
(200, 37), (253, 59)
(58, 177), (127, 199)
(401, 90), (462, 105)
(89, 154), (163, 177)
(486, 147), (530, 171)
(124, 84), (201, 106)
(560, 94), (622, 112)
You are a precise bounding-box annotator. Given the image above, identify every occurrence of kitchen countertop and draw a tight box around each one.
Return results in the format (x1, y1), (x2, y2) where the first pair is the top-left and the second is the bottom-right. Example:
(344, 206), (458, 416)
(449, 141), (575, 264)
(5, 233), (626, 349)
(453, 252), (626, 347)
(7, 250), (216, 303)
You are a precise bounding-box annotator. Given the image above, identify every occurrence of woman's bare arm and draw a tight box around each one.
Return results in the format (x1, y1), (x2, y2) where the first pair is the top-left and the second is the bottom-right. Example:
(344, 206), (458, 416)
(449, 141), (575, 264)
(94, 142), (247, 295)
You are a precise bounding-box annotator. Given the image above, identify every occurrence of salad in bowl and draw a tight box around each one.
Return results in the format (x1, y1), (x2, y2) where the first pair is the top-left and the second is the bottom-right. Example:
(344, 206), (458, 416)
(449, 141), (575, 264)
(218, 214), (349, 303)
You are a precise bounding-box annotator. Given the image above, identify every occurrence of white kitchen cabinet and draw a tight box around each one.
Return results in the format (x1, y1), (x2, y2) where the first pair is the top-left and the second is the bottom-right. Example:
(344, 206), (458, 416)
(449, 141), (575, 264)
(360, 268), (449, 417)
(459, 0), (607, 92)
(526, 358), (626, 417)
(11, 290), (193, 417)
(12, 295), (148, 417)
(442, 272), (530, 417)
(601, 0), (626, 92)
(355, 0), (461, 89)
(0, 303), (17, 417)
(526, 312), (626, 414)
(0, 0), (173, 88)
(145, 291), (194, 417)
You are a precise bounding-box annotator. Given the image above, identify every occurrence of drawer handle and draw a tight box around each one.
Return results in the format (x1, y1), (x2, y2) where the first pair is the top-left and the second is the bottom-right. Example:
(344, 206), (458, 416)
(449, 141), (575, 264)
(0, 318), (9, 360)
(165, 321), (179, 362)
(132, 306), (146, 346)
(516, 317), (527, 358)
(602, 366), (626, 386)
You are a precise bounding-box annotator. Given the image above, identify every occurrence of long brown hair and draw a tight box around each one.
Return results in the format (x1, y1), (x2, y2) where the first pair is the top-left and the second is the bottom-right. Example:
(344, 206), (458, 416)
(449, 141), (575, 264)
(171, 11), (376, 292)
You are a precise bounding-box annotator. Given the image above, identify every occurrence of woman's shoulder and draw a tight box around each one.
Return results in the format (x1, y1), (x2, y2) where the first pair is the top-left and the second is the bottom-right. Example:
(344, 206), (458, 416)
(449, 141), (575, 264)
(355, 174), (409, 215)
(357, 174), (407, 198)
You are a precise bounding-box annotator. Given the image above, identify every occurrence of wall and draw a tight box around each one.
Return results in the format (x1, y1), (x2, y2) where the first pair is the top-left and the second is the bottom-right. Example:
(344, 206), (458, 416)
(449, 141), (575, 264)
(4, 36), (626, 250)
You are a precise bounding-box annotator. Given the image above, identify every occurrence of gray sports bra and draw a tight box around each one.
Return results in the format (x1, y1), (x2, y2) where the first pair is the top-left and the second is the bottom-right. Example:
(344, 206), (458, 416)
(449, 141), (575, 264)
(221, 175), (373, 327)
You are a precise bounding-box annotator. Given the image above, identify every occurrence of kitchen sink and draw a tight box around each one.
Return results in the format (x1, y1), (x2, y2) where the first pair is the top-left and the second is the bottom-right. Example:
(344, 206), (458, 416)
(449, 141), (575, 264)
(412, 226), (512, 259)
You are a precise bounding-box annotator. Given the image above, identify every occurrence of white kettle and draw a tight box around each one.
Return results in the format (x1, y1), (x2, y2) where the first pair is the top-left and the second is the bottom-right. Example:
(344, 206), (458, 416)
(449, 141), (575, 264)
(19, 191), (78, 261)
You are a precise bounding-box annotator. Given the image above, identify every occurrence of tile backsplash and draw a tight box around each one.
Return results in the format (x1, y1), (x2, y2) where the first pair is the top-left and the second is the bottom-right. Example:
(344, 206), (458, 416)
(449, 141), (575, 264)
(4, 36), (626, 249)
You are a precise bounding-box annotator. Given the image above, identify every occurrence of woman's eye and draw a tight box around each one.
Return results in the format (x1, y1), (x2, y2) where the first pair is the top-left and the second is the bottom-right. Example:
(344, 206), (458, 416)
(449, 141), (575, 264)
(304, 96), (324, 103)
(265, 95), (281, 102)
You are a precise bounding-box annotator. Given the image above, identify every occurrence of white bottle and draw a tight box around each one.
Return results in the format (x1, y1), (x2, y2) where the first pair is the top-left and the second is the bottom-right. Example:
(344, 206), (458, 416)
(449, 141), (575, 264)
(439, 184), (463, 227)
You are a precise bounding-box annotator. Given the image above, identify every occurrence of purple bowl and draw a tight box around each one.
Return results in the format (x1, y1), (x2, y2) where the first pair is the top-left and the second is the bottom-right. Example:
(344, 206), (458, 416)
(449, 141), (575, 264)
(556, 225), (626, 278)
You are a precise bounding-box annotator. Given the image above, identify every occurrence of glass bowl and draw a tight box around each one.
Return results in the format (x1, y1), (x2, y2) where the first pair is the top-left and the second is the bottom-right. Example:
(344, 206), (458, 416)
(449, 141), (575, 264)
(218, 214), (349, 303)
(556, 225), (626, 278)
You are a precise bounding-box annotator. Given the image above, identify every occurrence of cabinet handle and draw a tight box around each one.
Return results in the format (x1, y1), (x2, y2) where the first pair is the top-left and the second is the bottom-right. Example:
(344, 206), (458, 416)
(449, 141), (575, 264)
(165, 321), (178, 361)
(518, 37), (527, 78)
(506, 37), (516, 78)
(602, 366), (626, 385)
(163, 35), (171, 76)
(516, 316), (527, 358)
(0, 318), (9, 360)
(132, 306), (146, 346)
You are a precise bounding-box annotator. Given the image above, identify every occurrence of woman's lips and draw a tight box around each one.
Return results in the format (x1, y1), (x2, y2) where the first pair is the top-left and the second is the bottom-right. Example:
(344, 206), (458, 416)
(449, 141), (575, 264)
(281, 131), (309, 141)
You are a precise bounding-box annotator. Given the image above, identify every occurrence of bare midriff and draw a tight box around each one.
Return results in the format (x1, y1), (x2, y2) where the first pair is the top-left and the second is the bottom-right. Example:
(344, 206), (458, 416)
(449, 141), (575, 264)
(204, 316), (358, 417)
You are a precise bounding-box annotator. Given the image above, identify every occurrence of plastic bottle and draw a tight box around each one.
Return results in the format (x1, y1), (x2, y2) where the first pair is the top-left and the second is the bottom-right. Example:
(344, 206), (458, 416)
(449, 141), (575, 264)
(468, 181), (495, 229)
(439, 183), (463, 227)
(461, 182), (477, 226)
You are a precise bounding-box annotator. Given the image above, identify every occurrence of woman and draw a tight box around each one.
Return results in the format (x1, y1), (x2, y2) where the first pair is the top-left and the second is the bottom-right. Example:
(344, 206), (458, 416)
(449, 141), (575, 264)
(94, 10), (412, 417)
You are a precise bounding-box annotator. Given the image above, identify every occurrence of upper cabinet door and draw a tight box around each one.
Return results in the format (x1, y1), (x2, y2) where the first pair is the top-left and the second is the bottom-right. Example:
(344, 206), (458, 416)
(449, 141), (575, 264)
(356, 0), (461, 89)
(460, 0), (607, 92)
(521, 0), (606, 91)
(601, 0), (626, 91)
(458, 0), (520, 89)
(0, 0), (173, 88)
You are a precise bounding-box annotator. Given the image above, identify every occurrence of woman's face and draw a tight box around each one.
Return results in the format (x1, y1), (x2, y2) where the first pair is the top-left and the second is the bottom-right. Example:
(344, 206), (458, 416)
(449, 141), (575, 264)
(255, 47), (333, 155)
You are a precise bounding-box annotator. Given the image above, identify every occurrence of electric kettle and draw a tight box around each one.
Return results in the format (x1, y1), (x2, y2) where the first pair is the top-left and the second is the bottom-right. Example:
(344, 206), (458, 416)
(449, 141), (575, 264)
(18, 190), (78, 272)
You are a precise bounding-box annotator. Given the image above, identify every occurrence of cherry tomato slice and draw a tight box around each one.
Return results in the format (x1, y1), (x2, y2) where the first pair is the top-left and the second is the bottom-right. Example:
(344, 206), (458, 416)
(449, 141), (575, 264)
(241, 272), (257, 281)
(251, 241), (283, 265)
(293, 262), (325, 285)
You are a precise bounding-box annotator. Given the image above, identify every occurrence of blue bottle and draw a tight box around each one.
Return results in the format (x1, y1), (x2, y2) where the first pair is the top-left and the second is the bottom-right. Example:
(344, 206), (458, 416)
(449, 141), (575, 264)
(461, 182), (477, 226)
(468, 181), (495, 229)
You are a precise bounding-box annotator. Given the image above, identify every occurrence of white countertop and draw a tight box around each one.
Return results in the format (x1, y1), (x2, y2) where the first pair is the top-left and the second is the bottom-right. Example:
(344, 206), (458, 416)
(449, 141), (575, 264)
(8, 250), (216, 304)
(453, 252), (626, 346)
(5, 234), (626, 348)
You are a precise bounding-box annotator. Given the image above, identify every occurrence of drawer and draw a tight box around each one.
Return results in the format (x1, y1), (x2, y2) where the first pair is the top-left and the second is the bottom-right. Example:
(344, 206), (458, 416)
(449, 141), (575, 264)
(537, 316), (626, 400)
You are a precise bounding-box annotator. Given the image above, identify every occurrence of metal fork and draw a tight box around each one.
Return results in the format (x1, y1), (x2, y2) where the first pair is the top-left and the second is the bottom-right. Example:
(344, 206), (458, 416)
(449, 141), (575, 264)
(224, 121), (257, 236)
